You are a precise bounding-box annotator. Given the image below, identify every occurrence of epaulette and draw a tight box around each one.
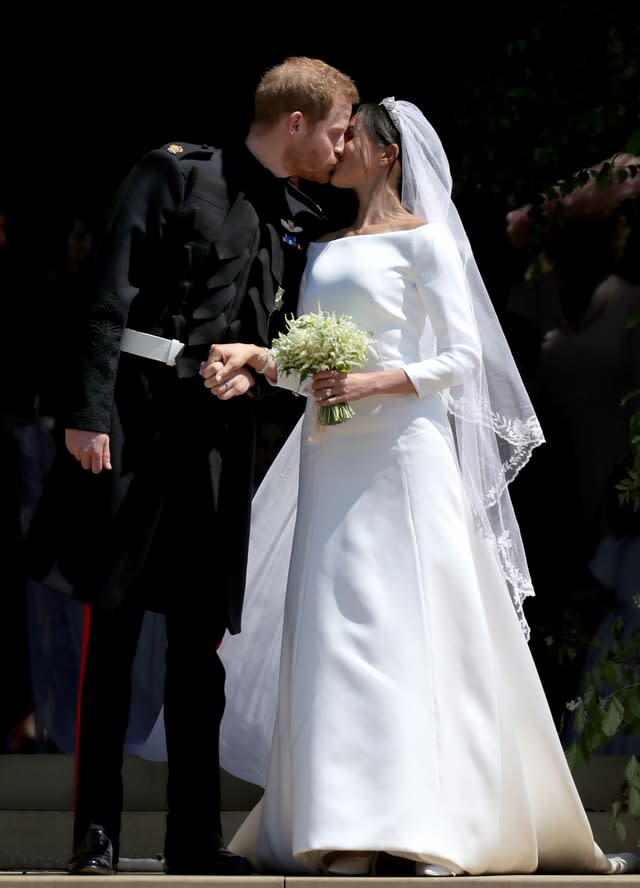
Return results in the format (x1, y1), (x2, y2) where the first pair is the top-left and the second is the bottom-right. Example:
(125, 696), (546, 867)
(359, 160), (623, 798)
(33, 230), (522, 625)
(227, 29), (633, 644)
(160, 142), (217, 162)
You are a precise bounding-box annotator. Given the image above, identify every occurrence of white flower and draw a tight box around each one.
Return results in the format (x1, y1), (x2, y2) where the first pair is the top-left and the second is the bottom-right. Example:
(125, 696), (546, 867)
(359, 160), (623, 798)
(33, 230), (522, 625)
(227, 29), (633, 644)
(270, 306), (373, 425)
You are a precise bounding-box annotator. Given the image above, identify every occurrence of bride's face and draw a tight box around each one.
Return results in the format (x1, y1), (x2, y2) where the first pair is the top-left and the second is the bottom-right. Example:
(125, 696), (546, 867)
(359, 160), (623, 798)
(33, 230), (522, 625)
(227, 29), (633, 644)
(329, 114), (381, 189)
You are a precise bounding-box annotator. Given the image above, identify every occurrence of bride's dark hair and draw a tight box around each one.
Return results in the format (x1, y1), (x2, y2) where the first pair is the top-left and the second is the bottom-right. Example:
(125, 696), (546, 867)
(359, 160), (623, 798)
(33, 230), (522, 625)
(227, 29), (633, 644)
(357, 102), (401, 148)
(354, 103), (403, 194)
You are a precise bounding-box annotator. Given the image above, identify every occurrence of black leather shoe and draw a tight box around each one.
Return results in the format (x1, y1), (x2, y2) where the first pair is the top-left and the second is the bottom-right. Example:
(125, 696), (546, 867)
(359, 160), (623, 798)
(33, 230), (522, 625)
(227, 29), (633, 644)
(164, 845), (253, 876)
(68, 824), (116, 875)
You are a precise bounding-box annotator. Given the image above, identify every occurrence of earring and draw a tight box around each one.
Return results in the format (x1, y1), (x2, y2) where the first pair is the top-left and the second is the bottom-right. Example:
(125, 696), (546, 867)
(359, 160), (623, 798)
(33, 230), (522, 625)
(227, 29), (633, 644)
(379, 160), (386, 167)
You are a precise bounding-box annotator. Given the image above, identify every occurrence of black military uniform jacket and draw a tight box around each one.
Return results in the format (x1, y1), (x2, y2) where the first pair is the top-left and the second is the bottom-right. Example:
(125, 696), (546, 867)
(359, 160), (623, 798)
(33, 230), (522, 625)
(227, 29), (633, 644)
(28, 141), (326, 632)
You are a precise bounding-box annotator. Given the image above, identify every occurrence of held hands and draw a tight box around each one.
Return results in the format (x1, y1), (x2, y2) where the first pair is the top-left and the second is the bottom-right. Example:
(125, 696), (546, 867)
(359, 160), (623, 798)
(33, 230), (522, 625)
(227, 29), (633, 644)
(65, 429), (112, 473)
(200, 342), (265, 399)
(200, 346), (414, 404)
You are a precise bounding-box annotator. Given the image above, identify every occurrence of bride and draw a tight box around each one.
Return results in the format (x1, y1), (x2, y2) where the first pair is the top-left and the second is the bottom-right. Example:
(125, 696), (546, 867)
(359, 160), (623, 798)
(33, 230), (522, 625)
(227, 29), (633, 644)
(201, 97), (639, 877)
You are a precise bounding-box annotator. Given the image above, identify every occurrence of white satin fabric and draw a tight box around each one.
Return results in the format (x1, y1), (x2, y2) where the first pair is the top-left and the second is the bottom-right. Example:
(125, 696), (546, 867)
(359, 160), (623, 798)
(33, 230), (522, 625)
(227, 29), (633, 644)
(219, 225), (611, 875)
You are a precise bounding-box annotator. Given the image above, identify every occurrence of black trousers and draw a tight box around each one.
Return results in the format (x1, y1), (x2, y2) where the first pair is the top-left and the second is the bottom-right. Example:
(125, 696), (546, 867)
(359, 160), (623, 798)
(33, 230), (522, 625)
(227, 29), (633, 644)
(73, 598), (227, 863)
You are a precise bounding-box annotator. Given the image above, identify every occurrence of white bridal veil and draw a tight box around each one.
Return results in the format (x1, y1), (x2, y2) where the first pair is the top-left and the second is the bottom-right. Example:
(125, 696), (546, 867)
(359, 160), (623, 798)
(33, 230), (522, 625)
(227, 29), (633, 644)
(385, 98), (544, 635)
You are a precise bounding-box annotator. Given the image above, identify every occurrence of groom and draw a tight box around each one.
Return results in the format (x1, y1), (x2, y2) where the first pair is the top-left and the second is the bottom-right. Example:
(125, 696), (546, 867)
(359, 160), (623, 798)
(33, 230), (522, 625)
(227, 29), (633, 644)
(26, 57), (358, 876)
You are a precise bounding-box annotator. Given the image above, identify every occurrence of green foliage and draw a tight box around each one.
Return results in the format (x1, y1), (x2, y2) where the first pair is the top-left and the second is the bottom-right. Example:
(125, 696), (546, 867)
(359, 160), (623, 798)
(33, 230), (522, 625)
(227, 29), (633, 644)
(560, 309), (640, 840)
(437, 4), (640, 840)
(616, 314), (640, 513)
(564, 613), (640, 833)
(628, 131), (640, 155)
(444, 10), (640, 215)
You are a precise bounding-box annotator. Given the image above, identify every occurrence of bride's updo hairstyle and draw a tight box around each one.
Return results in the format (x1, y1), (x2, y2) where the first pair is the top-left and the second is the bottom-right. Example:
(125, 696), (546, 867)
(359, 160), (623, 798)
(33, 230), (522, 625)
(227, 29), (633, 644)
(359, 101), (401, 148)
(355, 102), (403, 192)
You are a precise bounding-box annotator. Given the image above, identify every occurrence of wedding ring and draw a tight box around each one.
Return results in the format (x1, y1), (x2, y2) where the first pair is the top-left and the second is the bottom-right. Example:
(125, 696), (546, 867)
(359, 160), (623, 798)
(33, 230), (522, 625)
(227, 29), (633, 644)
(324, 387), (332, 398)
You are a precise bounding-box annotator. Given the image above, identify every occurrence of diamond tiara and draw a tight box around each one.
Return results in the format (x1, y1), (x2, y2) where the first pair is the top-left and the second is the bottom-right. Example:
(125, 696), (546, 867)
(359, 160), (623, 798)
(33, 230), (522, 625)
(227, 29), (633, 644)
(379, 96), (401, 128)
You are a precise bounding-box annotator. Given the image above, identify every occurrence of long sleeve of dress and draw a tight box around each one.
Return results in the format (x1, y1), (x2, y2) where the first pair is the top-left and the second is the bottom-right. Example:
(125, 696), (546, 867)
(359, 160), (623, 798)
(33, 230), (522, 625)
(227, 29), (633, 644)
(403, 224), (482, 397)
(272, 369), (312, 396)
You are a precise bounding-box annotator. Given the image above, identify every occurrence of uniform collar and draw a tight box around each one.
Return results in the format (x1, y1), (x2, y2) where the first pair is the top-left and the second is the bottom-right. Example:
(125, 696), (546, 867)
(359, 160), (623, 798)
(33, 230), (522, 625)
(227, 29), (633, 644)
(224, 144), (325, 223)
(284, 178), (326, 223)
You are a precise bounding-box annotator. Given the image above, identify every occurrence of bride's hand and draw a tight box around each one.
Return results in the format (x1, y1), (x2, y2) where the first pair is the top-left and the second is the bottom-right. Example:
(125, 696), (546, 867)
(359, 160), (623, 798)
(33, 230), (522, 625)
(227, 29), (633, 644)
(204, 366), (256, 399)
(312, 371), (366, 404)
(312, 367), (416, 403)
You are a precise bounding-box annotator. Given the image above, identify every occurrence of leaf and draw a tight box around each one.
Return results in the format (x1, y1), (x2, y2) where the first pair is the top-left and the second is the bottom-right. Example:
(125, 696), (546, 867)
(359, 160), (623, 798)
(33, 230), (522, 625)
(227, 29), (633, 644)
(565, 742), (583, 771)
(573, 700), (587, 736)
(602, 659), (625, 689)
(583, 715), (605, 755)
(627, 694), (640, 721)
(611, 799), (622, 820)
(583, 683), (598, 708)
(625, 129), (640, 154)
(613, 819), (626, 841)
(602, 697), (625, 738)
(629, 785), (640, 817)
(624, 755), (640, 783)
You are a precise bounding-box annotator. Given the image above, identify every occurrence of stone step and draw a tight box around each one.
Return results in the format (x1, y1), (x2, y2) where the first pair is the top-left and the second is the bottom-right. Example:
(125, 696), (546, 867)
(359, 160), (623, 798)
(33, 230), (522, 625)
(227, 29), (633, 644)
(1, 753), (630, 812)
(0, 753), (261, 871)
(1, 873), (640, 887)
(1, 809), (639, 874)
(0, 753), (628, 811)
(2, 753), (640, 877)
(0, 810), (248, 870)
(0, 754), (261, 811)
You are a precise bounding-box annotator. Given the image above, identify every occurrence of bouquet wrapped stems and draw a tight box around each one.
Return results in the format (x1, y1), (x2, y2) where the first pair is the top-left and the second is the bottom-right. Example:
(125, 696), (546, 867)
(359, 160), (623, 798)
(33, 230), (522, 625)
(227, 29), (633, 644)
(321, 399), (355, 426)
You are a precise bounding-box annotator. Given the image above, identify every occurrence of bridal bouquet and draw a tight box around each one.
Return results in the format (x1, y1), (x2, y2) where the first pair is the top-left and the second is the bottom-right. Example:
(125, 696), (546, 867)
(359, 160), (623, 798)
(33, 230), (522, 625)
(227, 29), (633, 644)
(270, 307), (373, 426)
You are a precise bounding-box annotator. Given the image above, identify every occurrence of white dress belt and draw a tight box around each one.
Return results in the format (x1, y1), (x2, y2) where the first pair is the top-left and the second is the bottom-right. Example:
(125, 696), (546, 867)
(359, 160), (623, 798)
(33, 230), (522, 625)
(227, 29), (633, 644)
(120, 328), (185, 366)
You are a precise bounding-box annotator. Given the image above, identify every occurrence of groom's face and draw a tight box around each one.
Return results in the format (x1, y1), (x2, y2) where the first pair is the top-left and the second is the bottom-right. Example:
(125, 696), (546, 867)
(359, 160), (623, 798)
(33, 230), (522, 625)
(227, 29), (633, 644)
(284, 99), (352, 184)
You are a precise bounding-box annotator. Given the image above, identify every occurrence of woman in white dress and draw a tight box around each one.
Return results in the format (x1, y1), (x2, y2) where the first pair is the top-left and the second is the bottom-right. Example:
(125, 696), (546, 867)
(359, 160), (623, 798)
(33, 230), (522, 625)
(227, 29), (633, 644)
(201, 99), (638, 876)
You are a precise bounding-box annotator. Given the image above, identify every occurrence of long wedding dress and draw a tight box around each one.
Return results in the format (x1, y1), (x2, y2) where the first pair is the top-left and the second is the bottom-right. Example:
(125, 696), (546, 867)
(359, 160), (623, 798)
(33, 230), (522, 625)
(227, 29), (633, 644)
(217, 223), (615, 875)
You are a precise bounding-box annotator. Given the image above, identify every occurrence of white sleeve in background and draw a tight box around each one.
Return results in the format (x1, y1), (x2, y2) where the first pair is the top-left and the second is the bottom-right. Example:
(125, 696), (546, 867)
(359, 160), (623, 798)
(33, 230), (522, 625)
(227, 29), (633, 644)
(403, 224), (482, 397)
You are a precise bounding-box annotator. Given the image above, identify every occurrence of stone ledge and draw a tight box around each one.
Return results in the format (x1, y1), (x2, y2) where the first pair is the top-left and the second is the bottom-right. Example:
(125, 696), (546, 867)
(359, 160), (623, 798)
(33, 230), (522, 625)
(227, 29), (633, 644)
(1, 753), (628, 813)
(1, 810), (639, 873)
(0, 755), (261, 811)
(2, 752), (640, 875)
(0, 811), (247, 870)
(1, 874), (640, 886)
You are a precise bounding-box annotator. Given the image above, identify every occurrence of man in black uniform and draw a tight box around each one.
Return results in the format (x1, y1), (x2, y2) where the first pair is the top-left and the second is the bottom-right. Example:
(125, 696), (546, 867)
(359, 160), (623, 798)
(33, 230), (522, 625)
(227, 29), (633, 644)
(27, 56), (359, 876)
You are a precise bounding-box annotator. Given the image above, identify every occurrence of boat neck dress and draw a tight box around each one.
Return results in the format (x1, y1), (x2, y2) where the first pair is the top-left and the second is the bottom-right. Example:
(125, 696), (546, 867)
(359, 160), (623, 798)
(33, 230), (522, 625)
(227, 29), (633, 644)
(218, 223), (613, 876)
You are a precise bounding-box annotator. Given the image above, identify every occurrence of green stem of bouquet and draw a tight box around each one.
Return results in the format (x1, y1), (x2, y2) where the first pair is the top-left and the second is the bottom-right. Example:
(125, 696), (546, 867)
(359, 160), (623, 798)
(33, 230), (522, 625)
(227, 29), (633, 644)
(319, 402), (356, 426)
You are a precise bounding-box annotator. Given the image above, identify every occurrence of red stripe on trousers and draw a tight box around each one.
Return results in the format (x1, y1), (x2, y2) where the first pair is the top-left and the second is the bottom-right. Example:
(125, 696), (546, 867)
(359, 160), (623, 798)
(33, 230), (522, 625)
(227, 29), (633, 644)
(73, 604), (92, 814)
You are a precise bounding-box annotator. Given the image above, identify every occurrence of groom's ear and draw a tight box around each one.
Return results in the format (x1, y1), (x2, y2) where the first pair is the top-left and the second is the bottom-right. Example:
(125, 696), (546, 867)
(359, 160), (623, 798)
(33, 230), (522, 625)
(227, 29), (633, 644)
(288, 111), (304, 135)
